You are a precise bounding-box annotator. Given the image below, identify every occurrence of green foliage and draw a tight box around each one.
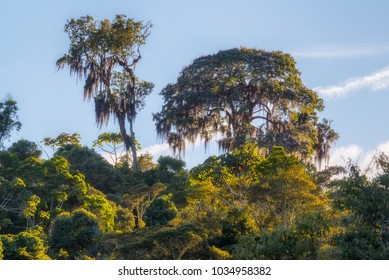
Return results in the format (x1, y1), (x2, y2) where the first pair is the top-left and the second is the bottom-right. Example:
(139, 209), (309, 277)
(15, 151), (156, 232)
(0, 96), (22, 148)
(330, 159), (389, 259)
(0, 237), (3, 259)
(145, 193), (178, 226)
(56, 144), (124, 193)
(83, 193), (115, 232)
(208, 245), (231, 260)
(252, 146), (326, 227)
(219, 208), (256, 248)
(0, 227), (50, 259)
(49, 209), (101, 259)
(123, 182), (167, 228)
(154, 48), (325, 159)
(157, 156), (186, 180)
(93, 132), (126, 166)
(114, 205), (135, 233)
(233, 212), (331, 260)
(118, 224), (203, 259)
(57, 15), (153, 171)
(8, 139), (42, 160)
(137, 153), (156, 172)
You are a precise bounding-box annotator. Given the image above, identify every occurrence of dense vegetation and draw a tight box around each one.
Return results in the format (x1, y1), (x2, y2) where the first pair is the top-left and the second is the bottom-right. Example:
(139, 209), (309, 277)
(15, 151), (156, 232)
(0, 15), (388, 260)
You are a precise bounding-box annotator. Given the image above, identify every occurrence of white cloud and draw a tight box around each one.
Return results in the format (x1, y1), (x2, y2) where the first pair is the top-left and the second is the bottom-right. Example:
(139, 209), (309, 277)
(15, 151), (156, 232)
(328, 144), (364, 166)
(140, 142), (171, 157)
(329, 140), (389, 175)
(140, 133), (224, 160)
(314, 67), (389, 98)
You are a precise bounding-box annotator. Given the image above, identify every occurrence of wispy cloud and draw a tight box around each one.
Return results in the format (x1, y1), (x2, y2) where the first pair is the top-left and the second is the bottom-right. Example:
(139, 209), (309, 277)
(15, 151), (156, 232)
(314, 67), (389, 98)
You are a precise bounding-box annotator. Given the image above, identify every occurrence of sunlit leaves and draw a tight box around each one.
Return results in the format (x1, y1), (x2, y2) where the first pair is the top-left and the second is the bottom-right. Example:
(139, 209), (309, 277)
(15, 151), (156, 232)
(43, 133), (81, 151)
(0, 227), (50, 260)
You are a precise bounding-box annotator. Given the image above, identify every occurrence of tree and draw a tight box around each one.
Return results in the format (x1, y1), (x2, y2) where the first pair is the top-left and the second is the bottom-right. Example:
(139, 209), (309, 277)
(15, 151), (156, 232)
(49, 209), (101, 259)
(314, 119), (339, 170)
(55, 144), (124, 193)
(43, 132), (81, 151)
(0, 227), (50, 260)
(144, 193), (178, 226)
(0, 237), (3, 259)
(57, 15), (153, 171)
(8, 139), (42, 161)
(0, 96), (21, 148)
(331, 158), (389, 259)
(154, 48), (324, 159)
(121, 182), (167, 228)
(93, 132), (126, 166)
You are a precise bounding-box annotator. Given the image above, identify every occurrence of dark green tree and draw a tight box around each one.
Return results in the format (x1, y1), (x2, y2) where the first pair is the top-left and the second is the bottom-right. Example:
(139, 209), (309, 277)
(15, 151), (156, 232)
(49, 209), (101, 259)
(331, 158), (389, 259)
(57, 15), (153, 171)
(8, 139), (42, 161)
(154, 48), (324, 159)
(144, 193), (178, 226)
(55, 144), (124, 194)
(0, 96), (21, 148)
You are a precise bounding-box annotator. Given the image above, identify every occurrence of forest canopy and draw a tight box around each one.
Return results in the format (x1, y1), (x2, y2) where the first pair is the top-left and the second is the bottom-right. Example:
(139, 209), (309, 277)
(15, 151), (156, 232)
(0, 14), (387, 260)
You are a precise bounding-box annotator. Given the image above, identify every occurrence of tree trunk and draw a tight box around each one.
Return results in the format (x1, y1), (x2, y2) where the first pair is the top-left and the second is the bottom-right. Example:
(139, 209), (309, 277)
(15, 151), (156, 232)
(116, 112), (139, 172)
(128, 119), (139, 172)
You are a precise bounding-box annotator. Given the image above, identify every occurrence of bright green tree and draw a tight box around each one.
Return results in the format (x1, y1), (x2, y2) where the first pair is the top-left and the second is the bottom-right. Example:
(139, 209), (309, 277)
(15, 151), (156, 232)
(0, 227), (50, 259)
(43, 132), (81, 151)
(55, 144), (124, 193)
(122, 182), (167, 228)
(0, 237), (3, 259)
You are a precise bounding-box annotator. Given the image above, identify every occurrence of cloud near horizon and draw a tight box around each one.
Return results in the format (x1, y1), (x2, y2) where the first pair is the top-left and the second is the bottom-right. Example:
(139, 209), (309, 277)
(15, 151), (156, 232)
(328, 141), (389, 175)
(314, 67), (389, 98)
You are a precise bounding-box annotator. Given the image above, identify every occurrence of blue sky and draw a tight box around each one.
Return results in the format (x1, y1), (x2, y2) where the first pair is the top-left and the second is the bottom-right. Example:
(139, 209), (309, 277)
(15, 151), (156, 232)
(1, 0), (389, 169)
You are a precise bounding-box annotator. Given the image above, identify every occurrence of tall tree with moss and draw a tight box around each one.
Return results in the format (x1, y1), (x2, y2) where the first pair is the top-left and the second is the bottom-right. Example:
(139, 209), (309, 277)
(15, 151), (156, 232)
(154, 48), (332, 161)
(57, 15), (153, 171)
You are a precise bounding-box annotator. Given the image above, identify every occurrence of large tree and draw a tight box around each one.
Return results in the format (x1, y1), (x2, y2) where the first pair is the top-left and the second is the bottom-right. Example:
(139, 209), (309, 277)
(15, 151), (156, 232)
(154, 48), (326, 160)
(57, 15), (153, 171)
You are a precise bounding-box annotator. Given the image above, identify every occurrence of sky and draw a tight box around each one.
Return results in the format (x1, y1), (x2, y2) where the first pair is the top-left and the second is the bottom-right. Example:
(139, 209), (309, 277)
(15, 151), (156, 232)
(1, 0), (389, 170)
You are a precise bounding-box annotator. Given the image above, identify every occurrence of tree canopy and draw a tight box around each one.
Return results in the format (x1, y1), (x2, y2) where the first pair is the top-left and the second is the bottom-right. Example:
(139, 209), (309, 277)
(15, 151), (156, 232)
(57, 15), (153, 171)
(0, 13), (385, 260)
(154, 48), (325, 160)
